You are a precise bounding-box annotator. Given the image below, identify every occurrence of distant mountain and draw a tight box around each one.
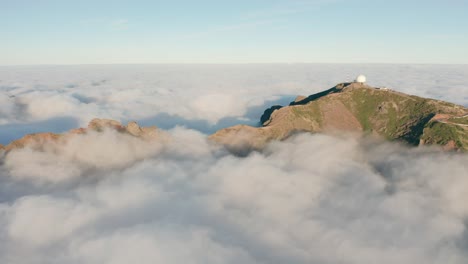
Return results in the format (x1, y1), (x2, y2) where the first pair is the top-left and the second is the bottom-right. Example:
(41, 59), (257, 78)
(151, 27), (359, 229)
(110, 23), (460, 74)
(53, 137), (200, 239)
(0, 118), (164, 152)
(210, 82), (468, 152)
(1, 82), (467, 154)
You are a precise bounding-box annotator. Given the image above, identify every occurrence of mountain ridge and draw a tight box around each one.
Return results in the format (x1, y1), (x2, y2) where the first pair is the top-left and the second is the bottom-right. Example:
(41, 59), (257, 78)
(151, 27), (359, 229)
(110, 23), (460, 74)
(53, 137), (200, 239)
(1, 82), (467, 154)
(211, 82), (468, 152)
(0, 118), (165, 153)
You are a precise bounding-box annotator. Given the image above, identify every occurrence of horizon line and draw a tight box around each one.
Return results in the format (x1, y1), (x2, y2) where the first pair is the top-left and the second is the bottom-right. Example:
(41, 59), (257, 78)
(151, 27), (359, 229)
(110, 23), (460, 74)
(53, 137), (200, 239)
(1, 62), (468, 67)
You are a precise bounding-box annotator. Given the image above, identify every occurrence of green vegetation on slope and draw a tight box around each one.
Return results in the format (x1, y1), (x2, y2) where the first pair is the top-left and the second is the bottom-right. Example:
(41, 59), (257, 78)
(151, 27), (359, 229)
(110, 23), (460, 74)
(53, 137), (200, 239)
(448, 117), (468, 125)
(291, 103), (323, 126)
(421, 121), (464, 148)
(250, 83), (468, 151)
(347, 89), (437, 144)
(350, 90), (380, 131)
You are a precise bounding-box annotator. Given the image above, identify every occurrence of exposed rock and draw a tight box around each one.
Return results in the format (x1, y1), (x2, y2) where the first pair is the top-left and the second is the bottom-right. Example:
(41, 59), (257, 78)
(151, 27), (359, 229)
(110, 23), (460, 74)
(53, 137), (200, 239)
(2, 119), (163, 152)
(140, 126), (159, 140)
(4, 133), (62, 152)
(260, 105), (282, 125)
(209, 125), (274, 155)
(126, 121), (143, 136)
(443, 140), (457, 151)
(69, 128), (87, 135)
(88, 118), (124, 132)
(125, 121), (159, 140)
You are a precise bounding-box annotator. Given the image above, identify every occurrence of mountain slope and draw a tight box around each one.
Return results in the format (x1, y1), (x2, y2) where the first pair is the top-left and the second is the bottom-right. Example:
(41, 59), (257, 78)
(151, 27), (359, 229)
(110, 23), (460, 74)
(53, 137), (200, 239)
(1, 83), (466, 154)
(0, 119), (165, 153)
(211, 82), (468, 152)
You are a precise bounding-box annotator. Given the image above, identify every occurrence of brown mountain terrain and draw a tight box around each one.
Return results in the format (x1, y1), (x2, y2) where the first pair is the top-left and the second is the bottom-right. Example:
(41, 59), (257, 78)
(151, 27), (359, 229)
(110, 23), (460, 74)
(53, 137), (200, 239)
(1, 82), (467, 154)
(0, 118), (163, 153)
(210, 82), (468, 152)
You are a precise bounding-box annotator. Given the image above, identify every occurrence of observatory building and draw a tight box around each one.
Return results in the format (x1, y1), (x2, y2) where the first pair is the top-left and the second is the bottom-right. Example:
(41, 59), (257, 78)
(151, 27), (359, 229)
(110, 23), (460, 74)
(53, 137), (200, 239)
(355, 74), (366, 84)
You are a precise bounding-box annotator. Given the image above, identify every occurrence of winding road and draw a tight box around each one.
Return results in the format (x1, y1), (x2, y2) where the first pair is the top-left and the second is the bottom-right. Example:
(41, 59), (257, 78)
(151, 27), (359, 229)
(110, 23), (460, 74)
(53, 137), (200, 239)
(434, 114), (468, 127)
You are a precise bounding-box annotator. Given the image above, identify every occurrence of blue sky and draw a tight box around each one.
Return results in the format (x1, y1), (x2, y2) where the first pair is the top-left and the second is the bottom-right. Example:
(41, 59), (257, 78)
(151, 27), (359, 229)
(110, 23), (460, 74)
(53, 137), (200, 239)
(1, 0), (468, 64)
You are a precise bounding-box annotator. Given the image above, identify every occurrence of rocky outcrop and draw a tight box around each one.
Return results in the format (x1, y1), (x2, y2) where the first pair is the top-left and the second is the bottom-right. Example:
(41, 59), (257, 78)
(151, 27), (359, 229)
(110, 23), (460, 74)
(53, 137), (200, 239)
(260, 105), (282, 125)
(2, 119), (162, 152)
(88, 118), (125, 132)
(126, 121), (159, 139)
(3, 132), (61, 152)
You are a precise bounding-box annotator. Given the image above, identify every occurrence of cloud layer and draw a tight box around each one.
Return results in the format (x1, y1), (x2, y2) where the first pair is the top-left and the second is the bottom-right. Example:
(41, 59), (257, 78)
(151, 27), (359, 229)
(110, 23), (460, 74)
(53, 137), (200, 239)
(0, 64), (467, 263)
(0, 128), (467, 264)
(0, 64), (467, 144)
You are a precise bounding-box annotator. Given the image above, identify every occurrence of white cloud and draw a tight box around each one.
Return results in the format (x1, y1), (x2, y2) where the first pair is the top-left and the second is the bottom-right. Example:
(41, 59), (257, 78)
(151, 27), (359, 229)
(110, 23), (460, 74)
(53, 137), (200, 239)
(0, 93), (22, 124)
(0, 64), (467, 138)
(5, 129), (166, 183)
(8, 195), (99, 246)
(190, 93), (247, 122)
(0, 130), (468, 263)
(21, 92), (82, 120)
(0, 65), (467, 263)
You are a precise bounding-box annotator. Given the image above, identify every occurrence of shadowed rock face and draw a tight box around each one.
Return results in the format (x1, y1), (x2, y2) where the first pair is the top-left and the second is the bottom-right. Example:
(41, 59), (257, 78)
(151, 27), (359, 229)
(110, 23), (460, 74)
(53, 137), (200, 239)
(260, 105), (282, 125)
(0, 119), (162, 153)
(211, 82), (468, 152)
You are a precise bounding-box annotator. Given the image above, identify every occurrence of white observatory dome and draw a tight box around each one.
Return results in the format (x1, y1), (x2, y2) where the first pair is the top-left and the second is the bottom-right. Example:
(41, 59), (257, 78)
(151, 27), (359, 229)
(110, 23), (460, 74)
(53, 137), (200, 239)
(355, 74), (366, 83)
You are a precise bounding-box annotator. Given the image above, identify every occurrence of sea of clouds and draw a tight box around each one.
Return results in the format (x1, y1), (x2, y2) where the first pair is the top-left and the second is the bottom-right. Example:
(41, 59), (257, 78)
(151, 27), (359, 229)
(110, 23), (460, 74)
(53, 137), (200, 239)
(0, 64), (467, 263)
(0, 64), (467, 143)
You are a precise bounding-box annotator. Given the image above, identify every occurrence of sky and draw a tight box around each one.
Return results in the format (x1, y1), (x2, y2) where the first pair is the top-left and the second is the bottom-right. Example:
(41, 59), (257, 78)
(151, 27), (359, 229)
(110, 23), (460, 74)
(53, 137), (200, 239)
(1, 0), (468, 65)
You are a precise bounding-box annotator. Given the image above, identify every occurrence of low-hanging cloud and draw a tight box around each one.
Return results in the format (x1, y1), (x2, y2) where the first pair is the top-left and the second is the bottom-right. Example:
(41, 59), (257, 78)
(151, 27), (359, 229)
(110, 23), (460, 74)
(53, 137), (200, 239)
(4, 129), (166, 183)
(0, 128), (467, 264)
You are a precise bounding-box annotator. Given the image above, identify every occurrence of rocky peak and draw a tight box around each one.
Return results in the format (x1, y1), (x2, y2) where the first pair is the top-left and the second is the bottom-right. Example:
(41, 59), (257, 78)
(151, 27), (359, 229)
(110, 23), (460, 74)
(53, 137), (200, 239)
(1, 119), (162, 153)
(211, 83), (468, 152)
(88, 118), (125, 132)
(126, 121), (142, 136)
